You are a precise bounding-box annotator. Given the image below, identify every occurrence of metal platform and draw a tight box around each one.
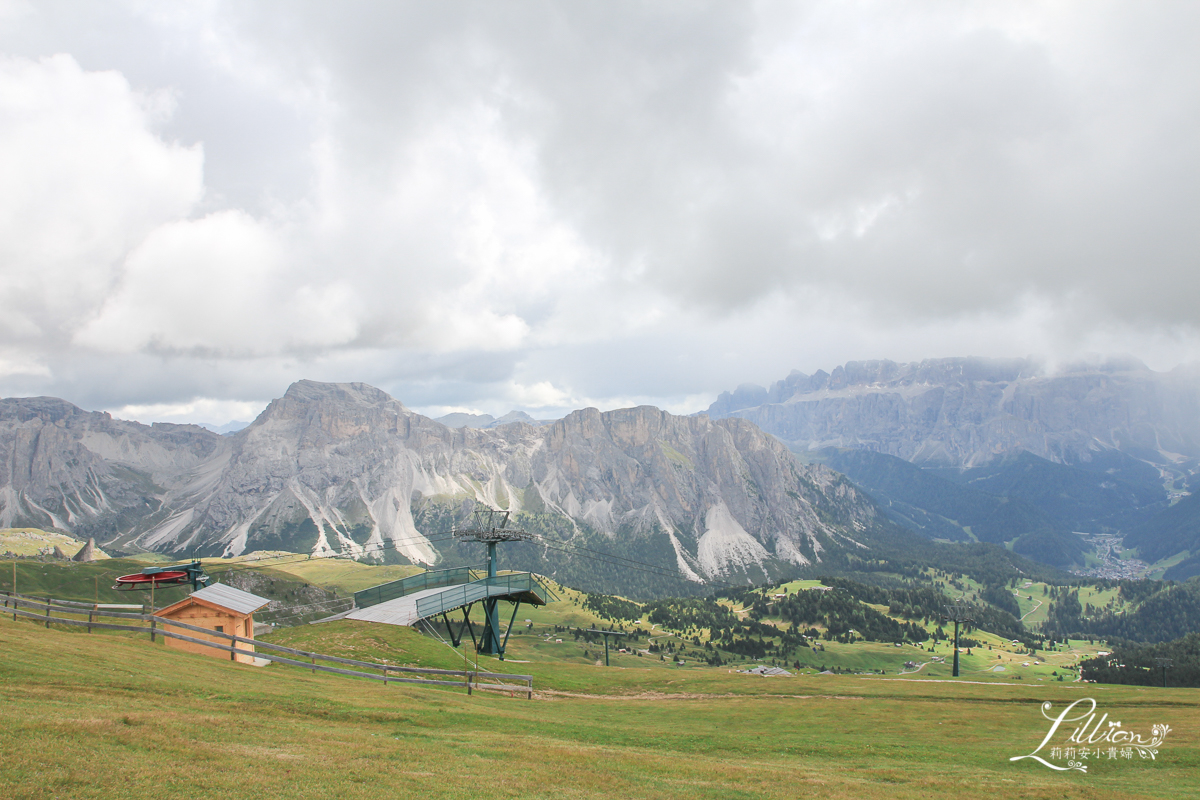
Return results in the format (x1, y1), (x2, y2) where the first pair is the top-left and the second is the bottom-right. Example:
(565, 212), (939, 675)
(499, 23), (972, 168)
(347, 572), (552, 626)
(348, 505), (555, 660)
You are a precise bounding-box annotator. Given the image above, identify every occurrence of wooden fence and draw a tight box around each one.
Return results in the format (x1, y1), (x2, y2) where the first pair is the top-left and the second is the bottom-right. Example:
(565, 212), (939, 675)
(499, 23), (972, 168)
(1, 591), (532, 699)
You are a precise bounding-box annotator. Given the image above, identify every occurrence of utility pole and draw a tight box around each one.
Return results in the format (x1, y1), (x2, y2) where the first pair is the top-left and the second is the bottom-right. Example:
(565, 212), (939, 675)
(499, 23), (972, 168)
(586, 629), (628, 666)
(1155, 657), (1172, 688)
(942, 597), (974, 678)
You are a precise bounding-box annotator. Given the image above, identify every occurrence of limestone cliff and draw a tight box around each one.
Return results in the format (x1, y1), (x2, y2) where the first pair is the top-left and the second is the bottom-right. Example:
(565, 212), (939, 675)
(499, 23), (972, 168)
(0, 381), (885, 582)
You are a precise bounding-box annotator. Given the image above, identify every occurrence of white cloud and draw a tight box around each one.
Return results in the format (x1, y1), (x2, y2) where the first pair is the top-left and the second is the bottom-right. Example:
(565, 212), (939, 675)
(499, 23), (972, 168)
(0, 53), (202, 342)
(75, 210), (359, 356)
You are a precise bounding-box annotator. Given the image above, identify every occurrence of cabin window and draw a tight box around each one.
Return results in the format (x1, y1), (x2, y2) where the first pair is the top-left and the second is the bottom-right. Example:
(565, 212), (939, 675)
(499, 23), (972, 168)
(215, 625), (224, 633)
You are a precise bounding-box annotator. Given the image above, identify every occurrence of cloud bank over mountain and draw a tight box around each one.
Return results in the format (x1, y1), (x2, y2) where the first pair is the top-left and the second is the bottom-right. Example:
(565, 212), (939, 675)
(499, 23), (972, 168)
(1, 2), (1198, 422)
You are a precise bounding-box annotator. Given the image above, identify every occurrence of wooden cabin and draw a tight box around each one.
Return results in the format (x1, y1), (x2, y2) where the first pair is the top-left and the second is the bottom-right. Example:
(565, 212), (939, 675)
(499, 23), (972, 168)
(157, 584), (271, 664)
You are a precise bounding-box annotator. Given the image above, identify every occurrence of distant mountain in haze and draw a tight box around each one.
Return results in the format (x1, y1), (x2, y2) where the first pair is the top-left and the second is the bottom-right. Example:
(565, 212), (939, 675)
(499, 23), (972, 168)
(435, 410), (556, 428)
(707, 356), (1200, 473)
(196, 420), (251, 435)
(708, 356), (1200, 573)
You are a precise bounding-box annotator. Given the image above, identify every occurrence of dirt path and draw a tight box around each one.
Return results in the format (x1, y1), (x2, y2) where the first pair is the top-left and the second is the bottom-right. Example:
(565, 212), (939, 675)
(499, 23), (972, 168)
(1020, 598), (1043, 622)
(896, 661), (932, 675)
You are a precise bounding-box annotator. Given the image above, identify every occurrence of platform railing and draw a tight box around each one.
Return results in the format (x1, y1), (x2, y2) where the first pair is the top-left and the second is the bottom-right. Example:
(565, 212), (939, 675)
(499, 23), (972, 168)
(353, 565), (483, 609)
(413, 571), (553, 620)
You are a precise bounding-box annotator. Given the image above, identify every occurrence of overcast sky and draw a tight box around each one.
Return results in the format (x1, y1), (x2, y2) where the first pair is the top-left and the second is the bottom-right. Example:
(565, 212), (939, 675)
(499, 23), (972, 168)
(1, 1), (1198, 425)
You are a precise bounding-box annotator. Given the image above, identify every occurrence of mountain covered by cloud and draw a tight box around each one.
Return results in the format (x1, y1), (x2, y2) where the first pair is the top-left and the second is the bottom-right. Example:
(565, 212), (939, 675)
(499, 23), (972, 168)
(708, 356), (1200, 471)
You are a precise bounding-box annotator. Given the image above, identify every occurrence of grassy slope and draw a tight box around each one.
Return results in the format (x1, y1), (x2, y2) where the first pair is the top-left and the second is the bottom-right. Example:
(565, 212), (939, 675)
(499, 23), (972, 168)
(206, 556), (424, 594)
(0, 558), (362, 618)
(0, 528), (108, 559)
(3, 615), (1198, 800)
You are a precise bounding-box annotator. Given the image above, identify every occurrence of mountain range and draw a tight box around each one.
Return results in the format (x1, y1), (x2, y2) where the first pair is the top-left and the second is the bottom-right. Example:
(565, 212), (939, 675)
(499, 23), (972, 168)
(0, 381), (908, 594)
(7, 355), (1199, 589)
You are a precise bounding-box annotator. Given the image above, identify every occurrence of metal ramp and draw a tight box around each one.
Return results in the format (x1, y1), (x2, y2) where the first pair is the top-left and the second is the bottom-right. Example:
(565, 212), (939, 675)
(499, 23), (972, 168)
(346, 567), (556, 659)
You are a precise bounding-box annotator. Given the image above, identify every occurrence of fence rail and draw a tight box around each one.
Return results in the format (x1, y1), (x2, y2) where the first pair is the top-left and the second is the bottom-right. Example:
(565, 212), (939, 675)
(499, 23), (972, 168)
(1, 591), (532, 699)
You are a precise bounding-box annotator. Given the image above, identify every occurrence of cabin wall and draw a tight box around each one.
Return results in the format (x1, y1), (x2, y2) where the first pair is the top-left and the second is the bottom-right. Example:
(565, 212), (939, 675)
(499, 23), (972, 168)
(161, 604), (257, 664)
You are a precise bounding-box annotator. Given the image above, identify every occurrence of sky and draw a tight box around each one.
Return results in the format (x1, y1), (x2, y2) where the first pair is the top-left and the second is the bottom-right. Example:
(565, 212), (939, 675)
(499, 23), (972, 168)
(1, 1), (1198, 426)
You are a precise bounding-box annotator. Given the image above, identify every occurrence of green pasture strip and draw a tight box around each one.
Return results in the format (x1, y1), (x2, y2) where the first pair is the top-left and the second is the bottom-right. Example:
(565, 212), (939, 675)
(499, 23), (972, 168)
(2, 617), (1196, 800)
(245, 558), (424, 594)
(261, 619), (1101, 695)
(1, 559), (194, 607)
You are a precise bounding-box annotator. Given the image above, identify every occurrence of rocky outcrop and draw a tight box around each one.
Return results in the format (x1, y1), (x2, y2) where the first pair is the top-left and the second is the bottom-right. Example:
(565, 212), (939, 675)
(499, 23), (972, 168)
(708, 357), (1200, 469)
(0, 381), (885, 582)
(0, 397), (222, 537)
(72, 537), (99, 562)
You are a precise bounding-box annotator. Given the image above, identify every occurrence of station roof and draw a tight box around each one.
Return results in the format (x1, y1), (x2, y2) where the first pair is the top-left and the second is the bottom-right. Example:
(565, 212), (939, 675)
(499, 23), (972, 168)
(189, 583), (272, 615)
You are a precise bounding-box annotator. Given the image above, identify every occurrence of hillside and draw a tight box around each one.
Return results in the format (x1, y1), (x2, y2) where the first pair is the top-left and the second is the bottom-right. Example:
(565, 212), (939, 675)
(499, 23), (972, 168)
(930, 450), (1166, 532)
(809, 448), (1087, 569)
(1124, 492), (1200, 579)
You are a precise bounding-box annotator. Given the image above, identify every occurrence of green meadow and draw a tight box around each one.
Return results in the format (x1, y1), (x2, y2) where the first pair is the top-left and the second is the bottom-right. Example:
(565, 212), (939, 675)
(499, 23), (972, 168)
(3, 607), (1197, 799)
(1, 551), (1197, 798)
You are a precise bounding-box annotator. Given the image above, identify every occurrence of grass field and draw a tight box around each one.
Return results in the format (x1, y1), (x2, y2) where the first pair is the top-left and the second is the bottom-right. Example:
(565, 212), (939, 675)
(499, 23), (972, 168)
(0, 529), (107, 559)
(2, 612), (1197, 799)
(0, 559), (1109, 681)
(210, 555), (424, 594)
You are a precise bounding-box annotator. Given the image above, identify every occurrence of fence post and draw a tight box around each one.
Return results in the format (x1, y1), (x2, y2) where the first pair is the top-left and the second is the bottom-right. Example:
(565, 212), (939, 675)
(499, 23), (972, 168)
(88, 604), (95, 634)
(45, 596), (51, 628)
(311, 656), (316, 674)
(150, 617), (156, 643)
(466, 671), (473, 696)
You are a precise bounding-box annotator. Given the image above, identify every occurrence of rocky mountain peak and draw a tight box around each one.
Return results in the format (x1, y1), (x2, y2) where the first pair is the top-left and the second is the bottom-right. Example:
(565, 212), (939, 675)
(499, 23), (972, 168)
(0, 381), (889, 589)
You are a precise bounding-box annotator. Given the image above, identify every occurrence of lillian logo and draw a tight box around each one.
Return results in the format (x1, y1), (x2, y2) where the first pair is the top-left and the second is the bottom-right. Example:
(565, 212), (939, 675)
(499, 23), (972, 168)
(1011, 698), (1170, 773)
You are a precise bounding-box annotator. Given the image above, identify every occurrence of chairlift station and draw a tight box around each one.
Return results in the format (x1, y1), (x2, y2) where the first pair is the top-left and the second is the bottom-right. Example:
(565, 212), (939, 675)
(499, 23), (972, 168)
(346, 507), (556, 659)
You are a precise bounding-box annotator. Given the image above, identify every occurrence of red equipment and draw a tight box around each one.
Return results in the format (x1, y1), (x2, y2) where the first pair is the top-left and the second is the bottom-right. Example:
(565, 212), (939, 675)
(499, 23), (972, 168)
(113, 561), (209, 591)
(113, 570), (189, 588)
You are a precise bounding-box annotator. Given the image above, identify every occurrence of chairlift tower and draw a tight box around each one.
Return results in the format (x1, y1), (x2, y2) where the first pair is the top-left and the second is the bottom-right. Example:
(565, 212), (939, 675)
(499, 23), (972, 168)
(586, 629), (628, 666)
(941, 597), (974, 678)
(453, 507), (533, 657)
(1155, 657), (1172, 688)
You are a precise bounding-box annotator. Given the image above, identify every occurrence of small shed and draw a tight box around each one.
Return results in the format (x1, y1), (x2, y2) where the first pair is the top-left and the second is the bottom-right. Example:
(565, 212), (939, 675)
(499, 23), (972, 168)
(157, 584), (271, 664)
